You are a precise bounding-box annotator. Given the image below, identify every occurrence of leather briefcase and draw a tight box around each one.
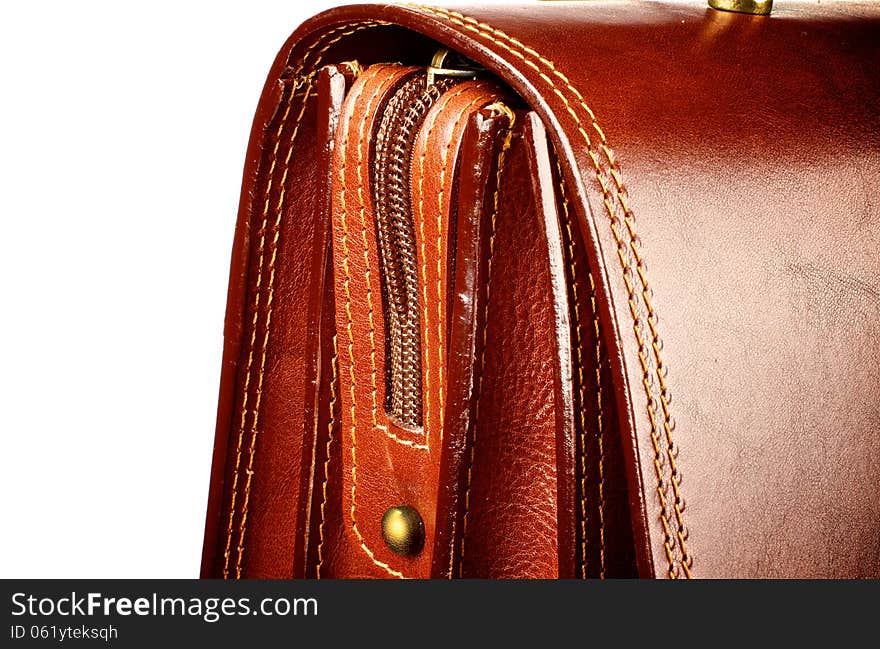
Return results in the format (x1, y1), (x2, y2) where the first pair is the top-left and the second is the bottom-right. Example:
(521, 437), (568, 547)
(201, 0), (880, 579)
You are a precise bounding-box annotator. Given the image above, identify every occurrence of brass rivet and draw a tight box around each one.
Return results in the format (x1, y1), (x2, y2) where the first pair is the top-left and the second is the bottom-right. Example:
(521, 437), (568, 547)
(381, 505), (425, 556)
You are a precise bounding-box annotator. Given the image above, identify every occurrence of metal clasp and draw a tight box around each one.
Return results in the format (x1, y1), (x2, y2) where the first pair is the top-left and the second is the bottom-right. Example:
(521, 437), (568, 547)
(708, 0), (773, 15)
(426, 47), (482, 87)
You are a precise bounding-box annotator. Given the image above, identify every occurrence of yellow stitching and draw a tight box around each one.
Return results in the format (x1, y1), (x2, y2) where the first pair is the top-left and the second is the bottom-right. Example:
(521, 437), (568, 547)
(316, 63), (366, 580)
(415, 83), (495, 450)
(316, 333), (339, 579)
(234, 73), (314, 577)
(415, 4), (691, 577)
(223, 19), (384, 579)
(416, 84), (482, 449)
(555, 159), (589, 579)
(360, 83), (384, 447)
(459, 103), (516, 577)
(435, 5), (690, 576)
(221, 85), (295, 580)
(588, 272), (607, 579)
(415, 90), (458, 452)
(422, 4), (685, 578)
(415, 85), (501, 579)
(418, 124), (431, 451)
(343, 65), (411, 578)
(436, 87), (497, 443)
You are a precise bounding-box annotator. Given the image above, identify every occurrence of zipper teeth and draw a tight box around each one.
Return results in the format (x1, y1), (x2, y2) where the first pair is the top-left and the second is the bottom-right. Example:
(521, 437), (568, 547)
(373, 73), (457, 428)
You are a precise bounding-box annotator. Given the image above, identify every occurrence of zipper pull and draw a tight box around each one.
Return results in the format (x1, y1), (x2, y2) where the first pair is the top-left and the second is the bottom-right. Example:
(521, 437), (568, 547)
(426, 47), (482, 87)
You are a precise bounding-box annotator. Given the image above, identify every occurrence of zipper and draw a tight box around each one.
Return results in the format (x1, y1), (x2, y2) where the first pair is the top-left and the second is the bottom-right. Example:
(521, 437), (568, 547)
(371, 51), (481, 428)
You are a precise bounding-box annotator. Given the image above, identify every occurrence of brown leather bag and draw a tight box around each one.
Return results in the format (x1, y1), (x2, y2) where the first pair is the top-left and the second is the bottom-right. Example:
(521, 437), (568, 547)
(201, 0), (880, 579)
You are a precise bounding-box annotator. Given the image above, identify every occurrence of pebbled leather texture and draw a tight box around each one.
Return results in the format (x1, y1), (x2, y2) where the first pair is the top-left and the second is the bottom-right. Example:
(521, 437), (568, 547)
(458, 110), (567, 579)
(202, 1), (880, 579)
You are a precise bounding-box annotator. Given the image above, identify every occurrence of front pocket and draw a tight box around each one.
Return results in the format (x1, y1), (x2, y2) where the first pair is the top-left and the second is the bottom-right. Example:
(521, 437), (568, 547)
(371, 70), (460, 428)
(324, 60), (518, 577)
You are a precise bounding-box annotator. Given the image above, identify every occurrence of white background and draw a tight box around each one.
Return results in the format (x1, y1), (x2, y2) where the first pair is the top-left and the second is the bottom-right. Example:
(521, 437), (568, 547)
(0, 0), (517, 579)
(0, 0), (348, 578)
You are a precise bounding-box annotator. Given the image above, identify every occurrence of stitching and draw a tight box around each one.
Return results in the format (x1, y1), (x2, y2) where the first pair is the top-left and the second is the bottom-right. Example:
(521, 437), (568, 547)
(588, 272), (607, 579)
(414, 82), (495, 449)
(221, 83), (296, 580)
(558, 159), (607, 579)
(222, 20), (384, 579)
(418, 4), (688, 578)
(414, 5), (692, 577)
(417, 86), (503, 579)
(359, 77), (388, 452)
(341, 65), (411, 578)
(234, 22), (383, 579)
(415, 83), (483, 449)
(555, 159), (589, 579)
(458, 103), (516, 577)
(314, 58), (361, 582)
(234, 74), (312, 578)
(436, 88), (497, 443)
(315, 334), (339, 579)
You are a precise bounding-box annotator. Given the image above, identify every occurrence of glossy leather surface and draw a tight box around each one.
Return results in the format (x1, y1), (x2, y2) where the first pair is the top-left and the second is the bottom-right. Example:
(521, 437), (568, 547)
(203, 1), (880, 578)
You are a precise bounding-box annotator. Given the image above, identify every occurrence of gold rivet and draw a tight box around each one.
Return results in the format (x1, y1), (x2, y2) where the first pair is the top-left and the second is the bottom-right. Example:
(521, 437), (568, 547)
(381, 505), (425, 556)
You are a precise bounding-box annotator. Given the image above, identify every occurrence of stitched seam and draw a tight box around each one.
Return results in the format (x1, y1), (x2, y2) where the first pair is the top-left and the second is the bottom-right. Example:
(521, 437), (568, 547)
(315, 333), (339, 579)
(415, 83), (495, 450)
(589, 272), (607, 579)
(558, 159), (607, 579)
(417, 113), (432, 449)
(415, 85), (480, 449)
(415, 5), (692, 577)
(222, 20), (383, 579)
(434, 89), (486, 444)
(458, 104), (516, 577)
(417, 84), (485, 448)
(237, 24), (383, 579)
(435, 90), (493, 441)
(422, 4), (688, 578)
(438, 94), (493, 579)
(555, 159), (589, 579)
(221, 84), (295, 580)
(314, 61), (360, 580)
(342, 65), (411, 578)
(559, 173), (587, 578)
(234, 74), (311, 578)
